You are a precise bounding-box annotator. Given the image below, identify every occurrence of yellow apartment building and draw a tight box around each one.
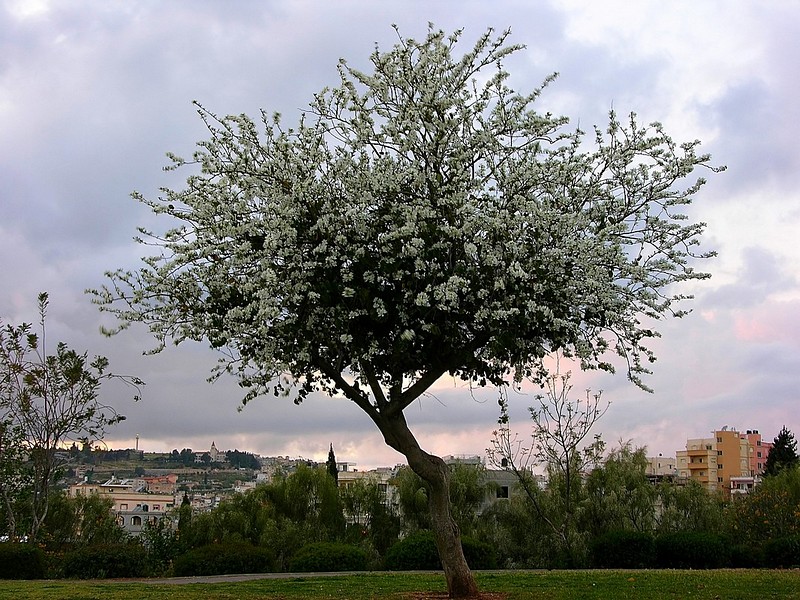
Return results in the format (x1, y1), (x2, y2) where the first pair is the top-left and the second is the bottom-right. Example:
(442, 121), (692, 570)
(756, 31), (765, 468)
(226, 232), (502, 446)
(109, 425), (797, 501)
(676, 428), (751, 496)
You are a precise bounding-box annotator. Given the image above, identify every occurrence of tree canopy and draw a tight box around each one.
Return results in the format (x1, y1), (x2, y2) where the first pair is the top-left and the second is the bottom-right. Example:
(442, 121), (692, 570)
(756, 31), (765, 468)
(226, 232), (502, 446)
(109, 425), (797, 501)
(94, 27), (718, 407)
(91, 26), (720, 597)
(764, 426), (799, 477)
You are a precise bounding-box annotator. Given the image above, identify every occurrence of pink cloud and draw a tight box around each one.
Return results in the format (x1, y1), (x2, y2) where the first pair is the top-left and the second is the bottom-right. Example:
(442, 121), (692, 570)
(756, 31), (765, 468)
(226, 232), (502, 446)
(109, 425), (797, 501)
(733, 300), (800, 343)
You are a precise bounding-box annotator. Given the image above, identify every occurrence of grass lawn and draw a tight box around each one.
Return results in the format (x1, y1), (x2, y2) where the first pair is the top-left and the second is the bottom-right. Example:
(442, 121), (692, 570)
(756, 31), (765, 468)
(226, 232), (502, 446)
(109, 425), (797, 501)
(1, 570), (799, 600)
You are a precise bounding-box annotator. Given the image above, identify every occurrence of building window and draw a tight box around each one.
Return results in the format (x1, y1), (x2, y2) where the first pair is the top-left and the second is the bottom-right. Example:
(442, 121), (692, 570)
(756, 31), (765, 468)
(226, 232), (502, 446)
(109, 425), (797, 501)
(496, 486), (509, 499)
(757, 451), (762, 458)
(718, 450), (723, 455)
(132, 516), (142, 526)
(757, 440), (762, 446)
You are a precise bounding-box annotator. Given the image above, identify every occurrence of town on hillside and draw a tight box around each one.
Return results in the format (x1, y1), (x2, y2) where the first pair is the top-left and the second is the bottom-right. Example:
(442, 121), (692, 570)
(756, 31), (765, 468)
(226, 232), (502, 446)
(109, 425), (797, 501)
(65, 426), (777, 537)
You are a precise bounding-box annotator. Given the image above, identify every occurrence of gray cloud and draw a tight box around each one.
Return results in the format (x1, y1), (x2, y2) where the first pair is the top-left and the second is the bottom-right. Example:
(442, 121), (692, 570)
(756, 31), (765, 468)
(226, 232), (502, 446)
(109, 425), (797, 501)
(2, 1), (799, 467)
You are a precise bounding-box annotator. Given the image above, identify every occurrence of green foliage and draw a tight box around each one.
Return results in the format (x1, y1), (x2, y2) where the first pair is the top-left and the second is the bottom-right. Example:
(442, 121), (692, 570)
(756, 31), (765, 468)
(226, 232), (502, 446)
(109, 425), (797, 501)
(489, 375), (607, 568)
(385, 531), (443, 571)
(172, 541), (275, 576)
(289, 542), (368, 572)
(725, 466), (800, 544)
(447, 462), (496, 537)
(461, 536), (497, 570)
(764, 426), (799, 477)
(326, 444), (338, 484)
(62, 543), (147, 579)
(655, 480), (725, 534)
(384, 530), (496, 571)
(590, 530), (655, 568)
(40, 491), (128, 551)
(392, 463), (493, 537)
(391, 467), (431, 531)
(655, 532), (729, 569)
(0, 293), (139, 542)
(338, 477), (401, 555)
(584, 443), (655, 536)
(225, 449), (261, 470)
(764, 535), (800, 568)
(179, 466), (348, 571)
(0, 543), (46, 579)
(139, 516), (181, 576)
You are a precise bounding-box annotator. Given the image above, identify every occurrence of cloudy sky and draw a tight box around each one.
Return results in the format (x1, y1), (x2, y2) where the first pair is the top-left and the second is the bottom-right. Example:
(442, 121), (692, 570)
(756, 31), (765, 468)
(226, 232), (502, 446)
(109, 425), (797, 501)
(2, 1), (798, 470)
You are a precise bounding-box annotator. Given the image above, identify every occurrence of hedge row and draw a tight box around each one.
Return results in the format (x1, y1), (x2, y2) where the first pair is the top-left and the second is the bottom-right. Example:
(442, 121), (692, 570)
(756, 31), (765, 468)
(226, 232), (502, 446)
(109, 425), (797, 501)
(0, 543), (47, 579)
(384, 530), (497, 570)
(591, 531), (800, 569)
(2, 532), (798, 579)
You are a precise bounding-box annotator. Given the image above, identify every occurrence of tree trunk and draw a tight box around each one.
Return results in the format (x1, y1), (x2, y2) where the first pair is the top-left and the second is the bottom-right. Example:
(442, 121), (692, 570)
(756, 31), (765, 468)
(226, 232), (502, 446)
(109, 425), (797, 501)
(374, 411), (480, 598)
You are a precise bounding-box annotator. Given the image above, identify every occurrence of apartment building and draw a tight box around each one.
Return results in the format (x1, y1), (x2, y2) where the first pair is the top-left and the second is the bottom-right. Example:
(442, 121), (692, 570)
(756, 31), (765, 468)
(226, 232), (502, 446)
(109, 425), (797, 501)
(646, 454), (677, 479)
(68, 476), (176, 536)
(676, 428), (751, 496)
(741, 429), (773, 476)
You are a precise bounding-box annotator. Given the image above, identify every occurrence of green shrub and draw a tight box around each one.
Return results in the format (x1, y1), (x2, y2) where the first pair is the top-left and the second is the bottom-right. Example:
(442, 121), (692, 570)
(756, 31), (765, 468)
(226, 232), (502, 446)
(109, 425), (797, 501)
(62, 543), (147, 579)
(172, 541), (275, 576)
(384, 530), (496, 571)
(289, 542), (369, 572)
(764, 535), (800, 568)
(591, 530), (655, 568)
(461, 536), (497, 570)
(385, 531), (440, 570)
(728, 543), (764, 568)
(0, 543), (47, 579)
(655, 532), (729, 569)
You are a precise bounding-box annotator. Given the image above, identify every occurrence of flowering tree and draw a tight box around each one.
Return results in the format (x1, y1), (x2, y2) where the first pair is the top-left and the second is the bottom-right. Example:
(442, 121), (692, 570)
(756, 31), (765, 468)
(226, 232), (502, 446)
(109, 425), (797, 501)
(92, 27), (719, 597)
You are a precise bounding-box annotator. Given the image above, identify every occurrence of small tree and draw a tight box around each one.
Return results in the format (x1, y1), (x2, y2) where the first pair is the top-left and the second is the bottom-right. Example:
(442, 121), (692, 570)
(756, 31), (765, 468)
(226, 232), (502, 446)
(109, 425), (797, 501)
(488, 369), (607, 566)
(41, 491), (128, 551)
(726, 466), (800, 545)
(0, 293), (140, 542)
(764, 426), (799, 477)
(655, 479), (724, 535)
(326, 443), (339, 485)
(92, 26), (719, 596)
(583, 442), (655, 536)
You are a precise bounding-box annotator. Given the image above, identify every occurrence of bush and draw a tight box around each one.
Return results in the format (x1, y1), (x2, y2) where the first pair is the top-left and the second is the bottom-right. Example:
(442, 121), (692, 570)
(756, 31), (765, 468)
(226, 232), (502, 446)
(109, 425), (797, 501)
(172, 541), (275, 576)
(591, 530), (655, 568)
(0, 543), (47, 579)
(655, 532), (729, 569)
(384, 531), (496, 571)
(62, 543), (147, 579)
(728, 543), (764, 568)
(385, 531), (440, 570)
(462, 536), (497, 570)
(289, 542), (369, 572)
(764, 535), (800, 568)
